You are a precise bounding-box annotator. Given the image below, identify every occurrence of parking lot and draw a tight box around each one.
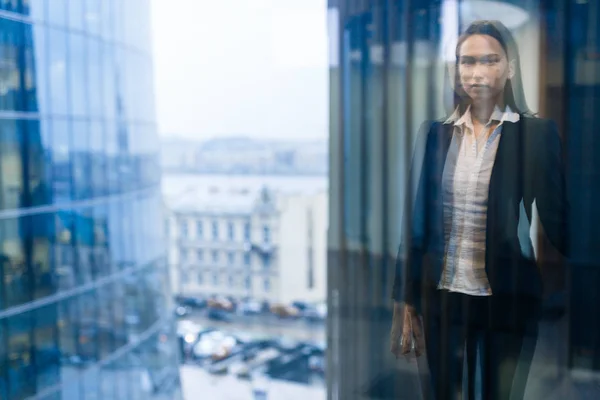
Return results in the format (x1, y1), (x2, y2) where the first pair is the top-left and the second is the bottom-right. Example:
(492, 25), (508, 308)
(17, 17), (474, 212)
(176, 307), (325, 393)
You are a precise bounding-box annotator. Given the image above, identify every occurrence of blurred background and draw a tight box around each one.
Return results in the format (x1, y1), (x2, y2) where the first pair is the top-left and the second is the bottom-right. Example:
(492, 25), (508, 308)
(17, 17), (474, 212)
(0, 0), (599, 399)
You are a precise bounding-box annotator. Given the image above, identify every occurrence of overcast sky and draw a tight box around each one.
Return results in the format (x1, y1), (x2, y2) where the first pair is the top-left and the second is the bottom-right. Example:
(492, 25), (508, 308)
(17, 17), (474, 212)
(150, 0), (328, 141)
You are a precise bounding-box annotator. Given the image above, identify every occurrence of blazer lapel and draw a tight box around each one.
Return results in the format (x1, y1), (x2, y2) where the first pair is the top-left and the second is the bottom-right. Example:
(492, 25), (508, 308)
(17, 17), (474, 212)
(489, 119), (520, 201)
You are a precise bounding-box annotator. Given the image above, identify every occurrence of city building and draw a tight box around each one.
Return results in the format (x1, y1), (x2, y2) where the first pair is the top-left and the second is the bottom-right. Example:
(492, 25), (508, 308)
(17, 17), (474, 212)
(0, 1), (181, 399)
(165, 184), (328, 305)
(327, 1), (600, 399)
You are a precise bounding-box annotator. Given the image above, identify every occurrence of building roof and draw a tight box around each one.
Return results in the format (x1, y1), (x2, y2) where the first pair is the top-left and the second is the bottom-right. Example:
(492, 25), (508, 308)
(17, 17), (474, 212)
(165, 185), (276, 216)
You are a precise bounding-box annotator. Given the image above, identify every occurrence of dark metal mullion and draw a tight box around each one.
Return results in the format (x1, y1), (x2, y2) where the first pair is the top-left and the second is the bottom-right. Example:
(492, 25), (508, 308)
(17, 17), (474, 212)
(401, 0), (415, 304)
(380, 0), (390, 303)
(563, 0), (574, 371)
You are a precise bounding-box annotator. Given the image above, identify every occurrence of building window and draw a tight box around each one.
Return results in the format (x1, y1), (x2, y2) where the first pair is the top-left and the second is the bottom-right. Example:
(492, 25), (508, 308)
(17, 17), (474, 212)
(196, 221), (203, 238)
(228, 252), (235, 266)
(228, 276), (234, 287)
(213, 274), (219, 285)
(227, 222), (235, 240)
(197, 272), (203, 284)
(263, 256), (270, 269)
(211, 250), (219, 264)
(244, 222), (251, 241)
(179, 221), (188, 238)
(212, 221), (219, 240)
(263, 278), (270, 292)
(197, 250), (204, 262)
(165, 220), (170, 238)
(180, 249), (189, 263)
(244, 253), (251, 267)
(245, 276), (251, 290)
(263, 225), (270, 244)
(181, 269), (189, 282)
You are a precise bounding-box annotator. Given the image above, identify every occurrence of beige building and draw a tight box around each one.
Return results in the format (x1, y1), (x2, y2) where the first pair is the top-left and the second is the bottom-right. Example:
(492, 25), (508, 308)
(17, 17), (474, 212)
(164, 185), (327, 305)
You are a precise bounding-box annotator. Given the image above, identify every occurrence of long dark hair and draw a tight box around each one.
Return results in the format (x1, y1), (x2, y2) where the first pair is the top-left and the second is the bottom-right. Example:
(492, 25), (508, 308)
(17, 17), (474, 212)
(450, 20), (534, 116)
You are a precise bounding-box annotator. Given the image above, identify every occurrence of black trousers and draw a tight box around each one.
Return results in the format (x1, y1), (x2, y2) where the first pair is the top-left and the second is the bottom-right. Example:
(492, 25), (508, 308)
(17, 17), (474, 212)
(420, 290), (539, 400)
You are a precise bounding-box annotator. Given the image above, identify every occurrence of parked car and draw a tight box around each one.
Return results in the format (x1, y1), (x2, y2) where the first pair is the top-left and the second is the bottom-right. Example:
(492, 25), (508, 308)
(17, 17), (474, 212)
(208, 309), (233, 322)
(302, 306), (323, 322)
(291, 301), (309, 311)
(175, 295), (206, 309)
(207, 296), (234, 311)
(237, 300), (262, 315)
(270, 303), (300, 318)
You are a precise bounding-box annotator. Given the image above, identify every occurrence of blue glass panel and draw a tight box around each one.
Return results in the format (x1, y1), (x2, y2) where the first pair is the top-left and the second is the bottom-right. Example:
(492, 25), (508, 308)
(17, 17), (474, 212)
(24, 0), (47, 21)
(47, 28), (68, 115)
(32, 24), (49, 114)
(1, 216), (30, 309)
(0, 322), (6, 399)
(0, 0), (19, 12)
(84, 0), (101, 36)
(46, 0), (67, 27)
(50, 118), (71, 202)
(67, 0), (85, 31)
(0, 119), (25, 210)
(0, 18), (23, 111)
(102, 41), (116, 121)
(68, 33), (88, 117)
(7, 311), (35, 399)
(90, 120), (106, 197)
(34, 304), (60, 392)
(71, 120), (90, 200)
(87, 37), (103, 117)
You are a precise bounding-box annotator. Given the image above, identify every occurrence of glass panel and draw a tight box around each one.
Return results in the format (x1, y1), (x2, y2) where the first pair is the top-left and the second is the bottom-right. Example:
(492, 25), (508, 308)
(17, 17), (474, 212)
(75, 208), (95, 284)
(22, 22), (40, 113)
(30, 212), (55, 300)
(0, 119), (25, 210)
(54, 211), (76, 292)
(96, 283), (115, 360)
(34, 305), (60, 392)
(50, 118), (72, 203)
(81, 364), (100, 400)
(67, 0), (85, 30)
(57, 297), (78, 363)
(87, 37), (103, 117)
(78, 290), (98, 362)
(22, 0), (46, 20)
(47, 27), (68, 115)
(84, 0), (101, 36)
(32, 24), (49, 115)
(1, 217), (29, 309)
(0, 321), (8, 399)
(28, 119), (51, 207)
(46, 0), (66, 27)
(7, 311), (35, 399)
(68, 33), (88, 117)
(90, 120), (106, 197)
(72, 120), (90, 200)
(0, 0), (19, 12)
(0, 18), (23, 111)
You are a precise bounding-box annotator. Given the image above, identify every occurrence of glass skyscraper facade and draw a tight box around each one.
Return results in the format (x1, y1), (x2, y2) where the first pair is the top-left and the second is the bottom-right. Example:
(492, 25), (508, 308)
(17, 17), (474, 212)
(0, 1), (180, 399)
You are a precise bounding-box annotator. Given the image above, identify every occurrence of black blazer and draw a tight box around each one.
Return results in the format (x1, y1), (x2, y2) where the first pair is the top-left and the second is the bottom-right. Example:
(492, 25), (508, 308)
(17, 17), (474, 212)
(392, 116), (568, 317)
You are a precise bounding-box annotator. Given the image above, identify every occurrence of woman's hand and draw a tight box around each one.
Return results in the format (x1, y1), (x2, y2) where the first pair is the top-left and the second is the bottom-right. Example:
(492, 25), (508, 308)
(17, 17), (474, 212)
(390, 302), (425, 358)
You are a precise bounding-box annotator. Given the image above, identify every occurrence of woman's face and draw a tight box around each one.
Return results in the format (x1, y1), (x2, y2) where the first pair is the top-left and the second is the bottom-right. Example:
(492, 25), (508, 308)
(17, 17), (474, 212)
(457, 34), (514, 105)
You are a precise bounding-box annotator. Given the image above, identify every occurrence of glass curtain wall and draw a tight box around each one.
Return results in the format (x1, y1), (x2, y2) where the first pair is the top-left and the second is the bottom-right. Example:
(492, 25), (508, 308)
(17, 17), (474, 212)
(0, 1), (180, 399)
(328, 0), (600, 398)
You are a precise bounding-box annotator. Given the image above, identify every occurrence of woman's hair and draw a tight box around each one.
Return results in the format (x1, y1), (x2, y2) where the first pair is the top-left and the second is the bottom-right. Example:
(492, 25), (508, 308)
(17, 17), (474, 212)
(449, 20), (534, 116)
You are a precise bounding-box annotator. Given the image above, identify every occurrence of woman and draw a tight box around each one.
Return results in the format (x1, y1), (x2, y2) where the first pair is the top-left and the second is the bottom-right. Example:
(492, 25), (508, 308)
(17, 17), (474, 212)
(390, 20), (568, 399)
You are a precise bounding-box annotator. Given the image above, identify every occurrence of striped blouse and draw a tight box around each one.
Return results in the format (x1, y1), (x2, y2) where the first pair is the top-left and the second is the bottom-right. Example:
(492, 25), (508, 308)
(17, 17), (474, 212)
(437, 105), (520, 296)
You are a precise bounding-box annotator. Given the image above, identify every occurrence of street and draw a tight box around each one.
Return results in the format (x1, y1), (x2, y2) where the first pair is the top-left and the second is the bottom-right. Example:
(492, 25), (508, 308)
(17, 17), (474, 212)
(182, 309), (326, 344)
